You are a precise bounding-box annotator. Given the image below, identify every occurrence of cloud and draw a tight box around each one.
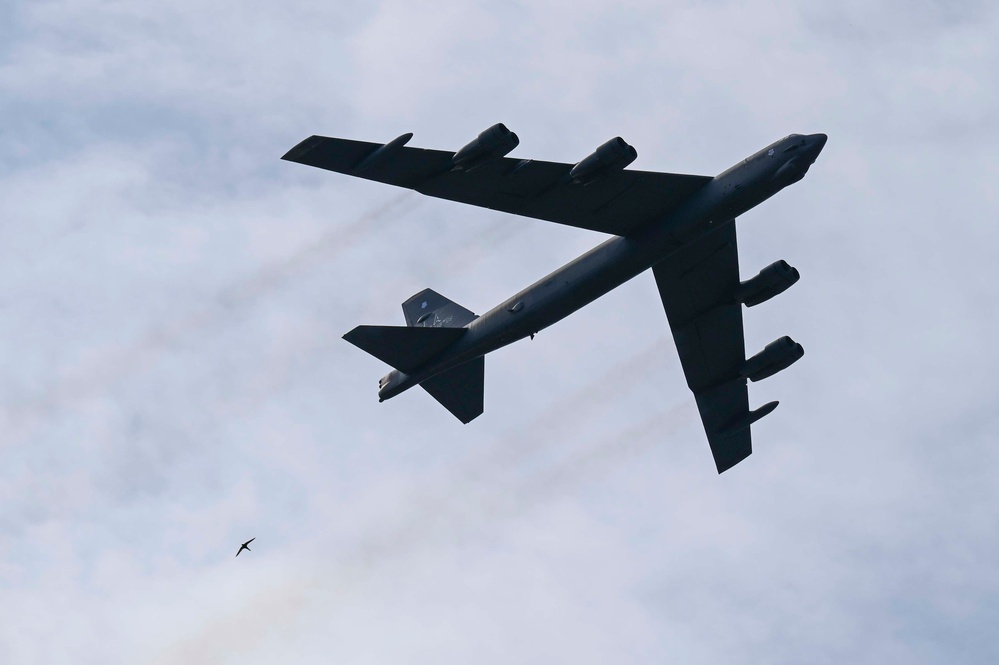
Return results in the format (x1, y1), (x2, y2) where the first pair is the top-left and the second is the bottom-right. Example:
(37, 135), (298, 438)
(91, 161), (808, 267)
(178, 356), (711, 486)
(2, 1), (999, 663)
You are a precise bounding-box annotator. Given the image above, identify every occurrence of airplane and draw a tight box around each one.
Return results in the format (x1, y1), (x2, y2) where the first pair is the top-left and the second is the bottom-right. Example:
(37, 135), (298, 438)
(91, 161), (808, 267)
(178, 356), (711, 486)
(282, 124), (827, 473)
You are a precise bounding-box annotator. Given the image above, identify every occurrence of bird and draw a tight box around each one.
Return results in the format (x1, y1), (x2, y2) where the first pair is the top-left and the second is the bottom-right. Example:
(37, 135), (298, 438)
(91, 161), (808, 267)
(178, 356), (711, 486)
(236, 538), (255, 557)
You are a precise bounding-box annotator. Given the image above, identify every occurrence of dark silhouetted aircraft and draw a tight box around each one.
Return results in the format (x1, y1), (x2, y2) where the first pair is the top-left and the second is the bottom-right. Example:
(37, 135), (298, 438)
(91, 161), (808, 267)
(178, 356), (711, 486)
(236, 538), (254, 557)
(283, 125), (827, 472)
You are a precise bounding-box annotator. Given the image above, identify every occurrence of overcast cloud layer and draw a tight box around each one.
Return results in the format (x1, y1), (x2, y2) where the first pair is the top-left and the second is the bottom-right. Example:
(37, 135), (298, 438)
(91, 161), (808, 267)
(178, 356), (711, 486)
(2, 1), (998, 663)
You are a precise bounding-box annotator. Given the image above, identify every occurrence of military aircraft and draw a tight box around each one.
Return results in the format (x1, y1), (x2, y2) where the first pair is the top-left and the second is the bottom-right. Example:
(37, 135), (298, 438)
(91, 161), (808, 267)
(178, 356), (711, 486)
(283, 125), (826, 473)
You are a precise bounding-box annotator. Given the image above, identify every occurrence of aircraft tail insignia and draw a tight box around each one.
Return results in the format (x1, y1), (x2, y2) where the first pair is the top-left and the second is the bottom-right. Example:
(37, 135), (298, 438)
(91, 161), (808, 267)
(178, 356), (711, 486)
(402, 288), (476, 328)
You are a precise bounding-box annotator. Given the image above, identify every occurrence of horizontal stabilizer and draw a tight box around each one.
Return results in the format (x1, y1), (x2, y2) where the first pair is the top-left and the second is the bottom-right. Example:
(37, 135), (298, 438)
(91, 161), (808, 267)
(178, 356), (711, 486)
(420, 357), (485, 424)
(343, 325), (466, 374)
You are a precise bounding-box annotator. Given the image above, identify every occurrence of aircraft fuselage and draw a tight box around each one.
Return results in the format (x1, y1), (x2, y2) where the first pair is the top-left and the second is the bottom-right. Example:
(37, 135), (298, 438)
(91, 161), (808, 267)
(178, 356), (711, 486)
(377, 133), (827, 401)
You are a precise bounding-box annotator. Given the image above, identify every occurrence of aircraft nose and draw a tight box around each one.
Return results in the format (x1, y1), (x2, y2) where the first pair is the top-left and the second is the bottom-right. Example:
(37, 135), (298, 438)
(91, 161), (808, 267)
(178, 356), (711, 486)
(806, 133), (827, 160)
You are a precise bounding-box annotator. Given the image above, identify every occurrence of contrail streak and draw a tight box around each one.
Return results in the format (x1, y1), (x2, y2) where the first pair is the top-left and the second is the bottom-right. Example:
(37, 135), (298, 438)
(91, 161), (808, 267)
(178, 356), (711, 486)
(156, 396), (696, 664)
(351, 400), (695, 563)
(217, 193), (418, 307)
(3, 193), (418, 431)
(346, 339), (687, 564)
(460, 337), (673, 479)
(5, 194), (541, 433)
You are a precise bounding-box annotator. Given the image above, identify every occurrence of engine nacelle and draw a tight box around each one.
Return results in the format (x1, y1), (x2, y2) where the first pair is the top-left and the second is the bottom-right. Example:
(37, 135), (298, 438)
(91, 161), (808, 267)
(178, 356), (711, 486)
(569, 137), (638, 184)
(452, 123), (519, 171)
(736, 260), (800, 307)
(355, 132), (414, 172)
(772, 157), (810, 185)
(741, 336), (804, 382)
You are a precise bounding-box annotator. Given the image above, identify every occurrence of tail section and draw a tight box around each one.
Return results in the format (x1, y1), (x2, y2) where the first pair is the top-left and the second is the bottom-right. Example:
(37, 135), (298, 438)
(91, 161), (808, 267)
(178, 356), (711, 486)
(345, 288), (485, 422)
(420, 357), (484, 423)
(402, 288), (476, 328)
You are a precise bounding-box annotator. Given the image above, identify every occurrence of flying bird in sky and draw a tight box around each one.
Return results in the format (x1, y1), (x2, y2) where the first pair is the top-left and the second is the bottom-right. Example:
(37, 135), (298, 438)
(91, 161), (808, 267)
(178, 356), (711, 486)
(235, 538), (255, 557)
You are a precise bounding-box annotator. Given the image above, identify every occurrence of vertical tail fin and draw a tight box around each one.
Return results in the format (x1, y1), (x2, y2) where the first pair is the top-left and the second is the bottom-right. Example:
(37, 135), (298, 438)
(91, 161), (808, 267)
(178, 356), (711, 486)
(401, 289), (485, 422)
(402, 288), (476, 328)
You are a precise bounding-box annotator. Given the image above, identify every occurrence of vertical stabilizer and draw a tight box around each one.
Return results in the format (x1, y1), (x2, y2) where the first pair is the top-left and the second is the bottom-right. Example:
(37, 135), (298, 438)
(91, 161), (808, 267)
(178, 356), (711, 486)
(402, 288), (476, 328)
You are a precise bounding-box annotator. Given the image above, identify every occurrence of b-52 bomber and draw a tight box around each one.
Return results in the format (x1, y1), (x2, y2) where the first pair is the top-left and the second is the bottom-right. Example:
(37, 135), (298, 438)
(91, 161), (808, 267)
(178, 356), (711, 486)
(283, 125), (826, 473)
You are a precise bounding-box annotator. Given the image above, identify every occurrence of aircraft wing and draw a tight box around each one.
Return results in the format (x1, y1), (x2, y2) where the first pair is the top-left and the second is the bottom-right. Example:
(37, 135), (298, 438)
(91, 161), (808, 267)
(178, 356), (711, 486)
(282, 134), (712, 236)
(652, 219), (777, 473)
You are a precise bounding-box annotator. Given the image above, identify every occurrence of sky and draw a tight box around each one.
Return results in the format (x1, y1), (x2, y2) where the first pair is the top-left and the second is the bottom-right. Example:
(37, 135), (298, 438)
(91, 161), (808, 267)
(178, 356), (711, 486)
(1, 1), (997, 663)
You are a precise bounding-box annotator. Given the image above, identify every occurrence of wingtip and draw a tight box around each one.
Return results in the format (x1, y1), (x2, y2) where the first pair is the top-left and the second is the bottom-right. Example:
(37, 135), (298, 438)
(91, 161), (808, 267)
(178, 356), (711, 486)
(715, 449), (752, 474)
(281, 135), (322, 162)
(713, 400), (780, 473)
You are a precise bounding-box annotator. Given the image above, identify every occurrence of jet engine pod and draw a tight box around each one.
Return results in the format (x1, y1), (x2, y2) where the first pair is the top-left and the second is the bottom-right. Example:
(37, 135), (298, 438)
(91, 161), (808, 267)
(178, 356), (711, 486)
(569, 137), (638, 185)
(452, 123), (520, 171)
(772, 157), (809, 185)
(741, 336), (804, 382)
(736, 260), (800, 307)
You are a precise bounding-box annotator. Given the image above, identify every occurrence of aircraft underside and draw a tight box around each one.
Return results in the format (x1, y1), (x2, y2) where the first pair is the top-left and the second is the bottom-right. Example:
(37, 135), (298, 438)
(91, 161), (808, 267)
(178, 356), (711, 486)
(284, 125), (826, 472)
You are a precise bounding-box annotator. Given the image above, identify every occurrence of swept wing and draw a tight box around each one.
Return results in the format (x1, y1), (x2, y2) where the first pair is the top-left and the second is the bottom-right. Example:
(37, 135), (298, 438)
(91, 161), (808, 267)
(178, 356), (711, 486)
(282, 134), (711, 236)
(652, 219), (782, 472)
